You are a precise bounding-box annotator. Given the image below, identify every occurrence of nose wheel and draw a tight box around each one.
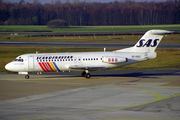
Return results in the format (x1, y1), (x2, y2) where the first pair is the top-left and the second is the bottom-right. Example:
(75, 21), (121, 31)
(25, 75), (30, 79)
(82, 70), (91, 78)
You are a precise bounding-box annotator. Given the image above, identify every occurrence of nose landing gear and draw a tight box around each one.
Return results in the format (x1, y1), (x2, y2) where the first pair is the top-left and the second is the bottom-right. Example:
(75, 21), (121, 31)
(25, 75), (30, 79)
(18, 72), (29, 79)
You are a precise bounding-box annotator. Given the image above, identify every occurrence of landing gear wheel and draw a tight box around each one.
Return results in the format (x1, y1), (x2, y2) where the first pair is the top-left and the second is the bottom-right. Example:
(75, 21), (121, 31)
(25, 75), (29, 79)
(82, 71), (86, 77)
(85, 73), (91, 79)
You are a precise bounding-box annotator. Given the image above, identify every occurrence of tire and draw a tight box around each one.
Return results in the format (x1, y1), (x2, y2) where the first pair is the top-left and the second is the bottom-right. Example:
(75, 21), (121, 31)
(82, 71), (86, 77)
(25, 75), (29, 79)
(85, 73), (91, 78)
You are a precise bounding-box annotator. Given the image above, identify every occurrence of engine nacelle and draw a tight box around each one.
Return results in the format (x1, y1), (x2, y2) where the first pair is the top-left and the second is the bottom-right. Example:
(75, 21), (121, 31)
(147, 52), (157, 59)
(102, 56), (128, 63)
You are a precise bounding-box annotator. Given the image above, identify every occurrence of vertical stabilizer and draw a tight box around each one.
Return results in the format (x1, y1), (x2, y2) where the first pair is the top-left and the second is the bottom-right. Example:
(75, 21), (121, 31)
(115, 30), (173, 53)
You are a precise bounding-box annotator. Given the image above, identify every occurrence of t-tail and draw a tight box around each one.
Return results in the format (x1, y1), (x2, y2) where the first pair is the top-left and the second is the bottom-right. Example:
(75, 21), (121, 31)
(115, 30), (173, 53)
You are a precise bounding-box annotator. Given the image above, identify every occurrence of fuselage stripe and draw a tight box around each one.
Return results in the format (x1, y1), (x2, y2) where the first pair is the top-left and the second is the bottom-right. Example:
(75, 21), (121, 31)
(41, 62), (50, 72)
(44, 62), (51, 71)
(38, 62), (46, 72)
(50, 62), (57, 71)
(53, 62), (60, 71)
(46, 62), (54, 72)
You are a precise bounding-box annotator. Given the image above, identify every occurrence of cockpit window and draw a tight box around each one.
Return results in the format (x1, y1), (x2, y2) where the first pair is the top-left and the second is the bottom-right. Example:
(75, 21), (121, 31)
(14, 58), (24, 62)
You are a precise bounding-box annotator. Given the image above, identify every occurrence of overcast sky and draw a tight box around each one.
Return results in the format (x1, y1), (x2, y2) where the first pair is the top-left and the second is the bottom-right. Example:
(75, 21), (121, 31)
(5, 0), (168, 4)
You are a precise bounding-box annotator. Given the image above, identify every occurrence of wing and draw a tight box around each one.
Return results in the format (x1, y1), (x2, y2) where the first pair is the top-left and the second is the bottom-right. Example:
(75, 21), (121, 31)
(69, 65), (108, 71)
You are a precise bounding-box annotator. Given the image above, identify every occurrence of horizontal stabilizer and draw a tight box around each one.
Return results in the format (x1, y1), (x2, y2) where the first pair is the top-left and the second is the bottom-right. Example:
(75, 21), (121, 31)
(151, 30), (174, 35)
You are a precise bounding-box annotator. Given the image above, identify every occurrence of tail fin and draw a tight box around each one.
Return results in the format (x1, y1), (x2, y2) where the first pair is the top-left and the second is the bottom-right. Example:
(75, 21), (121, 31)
(115, 30), (173, 53)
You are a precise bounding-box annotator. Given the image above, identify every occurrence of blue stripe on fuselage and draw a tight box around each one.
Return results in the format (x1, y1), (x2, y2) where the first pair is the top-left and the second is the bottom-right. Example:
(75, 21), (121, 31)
(53, 62), (60, 71)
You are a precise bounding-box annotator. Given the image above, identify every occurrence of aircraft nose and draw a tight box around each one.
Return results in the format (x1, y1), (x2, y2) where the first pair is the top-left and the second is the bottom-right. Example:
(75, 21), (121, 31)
(5, 63), (13, 71)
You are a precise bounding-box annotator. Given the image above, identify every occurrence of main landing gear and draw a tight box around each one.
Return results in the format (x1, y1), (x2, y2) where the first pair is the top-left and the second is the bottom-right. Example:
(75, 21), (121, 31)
(82, 70), (91, 78)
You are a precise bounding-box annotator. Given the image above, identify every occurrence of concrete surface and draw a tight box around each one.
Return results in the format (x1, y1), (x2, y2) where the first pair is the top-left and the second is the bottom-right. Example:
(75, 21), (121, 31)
(0, 68), (180, 120)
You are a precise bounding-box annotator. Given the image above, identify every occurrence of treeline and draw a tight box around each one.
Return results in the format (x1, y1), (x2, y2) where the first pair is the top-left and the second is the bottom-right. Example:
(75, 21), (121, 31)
(0, 0), (180, 26)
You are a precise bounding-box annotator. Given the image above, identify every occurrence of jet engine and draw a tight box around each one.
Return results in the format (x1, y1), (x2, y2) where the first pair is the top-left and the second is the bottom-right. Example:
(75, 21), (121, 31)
(102, 56), (128, 63)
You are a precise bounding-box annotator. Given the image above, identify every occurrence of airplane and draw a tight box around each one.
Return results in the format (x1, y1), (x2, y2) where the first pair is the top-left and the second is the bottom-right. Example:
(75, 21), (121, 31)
(5, 30), (172, 79)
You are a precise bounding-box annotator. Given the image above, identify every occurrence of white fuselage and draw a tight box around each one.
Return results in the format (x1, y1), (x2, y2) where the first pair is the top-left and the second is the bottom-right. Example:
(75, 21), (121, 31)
(5, 51), (149, 73)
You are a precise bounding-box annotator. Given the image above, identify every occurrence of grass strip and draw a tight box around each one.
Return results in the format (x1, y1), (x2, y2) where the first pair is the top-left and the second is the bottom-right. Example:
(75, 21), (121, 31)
(0, 25), (180, 32)
(1, 34), (180, 43)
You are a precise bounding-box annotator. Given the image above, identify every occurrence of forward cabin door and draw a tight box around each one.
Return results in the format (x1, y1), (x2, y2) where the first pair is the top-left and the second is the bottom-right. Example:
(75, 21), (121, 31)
(28, 56), (34, 70)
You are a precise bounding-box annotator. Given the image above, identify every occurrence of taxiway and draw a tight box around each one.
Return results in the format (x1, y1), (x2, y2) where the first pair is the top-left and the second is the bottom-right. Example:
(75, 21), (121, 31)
(0, 68), (180, 120)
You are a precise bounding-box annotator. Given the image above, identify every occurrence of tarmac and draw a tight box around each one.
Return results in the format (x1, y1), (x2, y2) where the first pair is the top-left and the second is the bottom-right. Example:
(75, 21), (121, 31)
(0, 68), (180, 120)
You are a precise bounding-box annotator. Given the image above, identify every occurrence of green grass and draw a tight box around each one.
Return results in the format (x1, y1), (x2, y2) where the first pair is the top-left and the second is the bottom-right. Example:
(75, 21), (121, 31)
(1, 24), (179, 43)
(1, 33), (180, 43)
(1, 46), (180, 72)
(0, 24), (180, 32)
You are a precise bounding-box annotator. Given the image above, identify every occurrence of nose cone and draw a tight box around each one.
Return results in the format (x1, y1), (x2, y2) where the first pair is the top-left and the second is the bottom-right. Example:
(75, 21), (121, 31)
(5, 63), (13, 71)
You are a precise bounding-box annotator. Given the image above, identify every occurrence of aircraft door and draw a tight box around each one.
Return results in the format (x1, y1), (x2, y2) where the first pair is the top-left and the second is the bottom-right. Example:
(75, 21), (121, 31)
(28, 56), (34, 70)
